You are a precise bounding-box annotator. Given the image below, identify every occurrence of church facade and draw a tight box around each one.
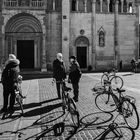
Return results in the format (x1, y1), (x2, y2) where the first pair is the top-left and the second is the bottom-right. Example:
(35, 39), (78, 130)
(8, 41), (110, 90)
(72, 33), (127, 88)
(0, 0), (139, 71)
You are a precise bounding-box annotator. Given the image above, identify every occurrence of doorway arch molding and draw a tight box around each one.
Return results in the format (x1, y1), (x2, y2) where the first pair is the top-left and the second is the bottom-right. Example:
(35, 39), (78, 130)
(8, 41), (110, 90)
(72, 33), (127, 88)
(4, 13), (43, 69)
(74, 36), (90, 69)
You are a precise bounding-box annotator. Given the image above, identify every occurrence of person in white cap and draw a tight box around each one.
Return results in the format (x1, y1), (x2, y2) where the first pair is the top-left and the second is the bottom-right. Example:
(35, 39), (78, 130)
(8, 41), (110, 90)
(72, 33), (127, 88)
(53, 53), (66, 99)
(0, 54), (20, 115)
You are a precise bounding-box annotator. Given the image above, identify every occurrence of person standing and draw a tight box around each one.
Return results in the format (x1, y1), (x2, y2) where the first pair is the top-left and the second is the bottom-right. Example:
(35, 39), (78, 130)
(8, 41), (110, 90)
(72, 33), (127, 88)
(0, 54), (20, 114)
(53, 53), (66, 99)
(68, 56), (82, 102)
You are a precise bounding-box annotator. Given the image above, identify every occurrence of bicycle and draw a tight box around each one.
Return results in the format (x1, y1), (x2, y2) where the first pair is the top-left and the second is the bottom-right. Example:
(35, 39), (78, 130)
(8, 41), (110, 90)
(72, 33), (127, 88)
(101, 68), (124, 90)
(95, 80), (139, 130)
(53, 80), (80, 128)
(95, 119), (135, 140)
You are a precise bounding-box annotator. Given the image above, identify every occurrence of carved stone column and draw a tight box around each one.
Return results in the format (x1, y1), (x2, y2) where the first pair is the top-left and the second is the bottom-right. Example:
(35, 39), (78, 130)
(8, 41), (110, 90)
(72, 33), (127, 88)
(84, 0), (87, 12)
(107, 0), (110, 13)
(53, 0), (55, 11)
(41, 34), (47, 71)
(76, 0), (79, 11)
(135, 2), (139, 60)
(121, 0), (124, 13)
(114, 0), (119, 68)
(91, 0), (96, 70)
(100, 0), (103, 13)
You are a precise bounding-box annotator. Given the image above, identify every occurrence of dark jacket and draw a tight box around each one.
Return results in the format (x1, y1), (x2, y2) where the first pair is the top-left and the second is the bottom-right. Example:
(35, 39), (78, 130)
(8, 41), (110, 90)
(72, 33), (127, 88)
(53, 59), (66, 81)
(1, 59), (20, 90)
(69, 61), (82, 83)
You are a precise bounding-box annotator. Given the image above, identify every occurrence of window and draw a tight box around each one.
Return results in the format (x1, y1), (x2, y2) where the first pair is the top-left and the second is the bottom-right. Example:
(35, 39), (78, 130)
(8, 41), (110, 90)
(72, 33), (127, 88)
(96, 0), (100, 13)
(118, 0), (121, 13)
(109, 0), (114, 13)
(123, 0), (127, 13)
(102, 0), (108, 13)
(129, 2), (133, 13)
(71, 0), (76, 11)
(98, 27), (106, 47)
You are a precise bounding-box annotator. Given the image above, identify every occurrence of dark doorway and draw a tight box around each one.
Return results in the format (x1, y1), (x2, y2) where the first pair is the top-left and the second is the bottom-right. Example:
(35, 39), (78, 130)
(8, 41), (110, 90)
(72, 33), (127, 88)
(77, 47), (87, 68)
(17, 40), (34, 69)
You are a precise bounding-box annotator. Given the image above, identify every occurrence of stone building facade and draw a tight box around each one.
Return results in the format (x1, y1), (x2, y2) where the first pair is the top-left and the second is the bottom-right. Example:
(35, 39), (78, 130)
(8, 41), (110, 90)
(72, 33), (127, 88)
(0, 0), (139, 71)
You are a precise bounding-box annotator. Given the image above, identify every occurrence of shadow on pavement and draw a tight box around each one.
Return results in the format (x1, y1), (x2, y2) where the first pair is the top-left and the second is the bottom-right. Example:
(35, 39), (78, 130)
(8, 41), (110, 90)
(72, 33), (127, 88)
(23, 102), (62, 117)
(14, 98), (59, 111)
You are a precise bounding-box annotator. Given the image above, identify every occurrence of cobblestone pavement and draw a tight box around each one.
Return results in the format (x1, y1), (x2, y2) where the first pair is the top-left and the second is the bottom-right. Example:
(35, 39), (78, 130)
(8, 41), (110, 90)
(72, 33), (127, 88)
(0, 73), (140, 140)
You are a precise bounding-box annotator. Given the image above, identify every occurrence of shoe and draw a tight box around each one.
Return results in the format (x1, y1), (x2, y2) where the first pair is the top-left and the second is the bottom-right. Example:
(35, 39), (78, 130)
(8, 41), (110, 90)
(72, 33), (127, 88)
(0, 108), (7, 114)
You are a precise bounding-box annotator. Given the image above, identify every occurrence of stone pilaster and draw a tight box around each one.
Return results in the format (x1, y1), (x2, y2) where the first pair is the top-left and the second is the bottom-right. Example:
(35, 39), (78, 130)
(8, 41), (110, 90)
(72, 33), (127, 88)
(121, 0), (124, 13)
(91, 0), (96, 70)
(135, 2), (139, 60)
(114, 0), (119, 68)
(100, 0), (102, 13)
(107, 0), (110, 13)
(62, 0), (70, 70)
(41, 34), (47, 71)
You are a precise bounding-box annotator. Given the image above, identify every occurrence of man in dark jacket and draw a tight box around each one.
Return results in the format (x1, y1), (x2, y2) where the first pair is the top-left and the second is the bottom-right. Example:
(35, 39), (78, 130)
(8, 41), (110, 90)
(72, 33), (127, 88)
(0, 54), (20, 114)
(68, 56), (81, 102)
(53, 53), (66, 99)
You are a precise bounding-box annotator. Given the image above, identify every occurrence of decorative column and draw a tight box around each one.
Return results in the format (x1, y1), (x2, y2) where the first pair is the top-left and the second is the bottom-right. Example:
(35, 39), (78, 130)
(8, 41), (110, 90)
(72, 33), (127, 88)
(53, 0), (55, 11)
(41, 34), (47, 71)
(91, 0), (96, 70)
(100, 0), (103, 13)
(121, 0), (124, 13)
(114, 0), (119, 68)
(62, 0), (70, 70)
(107, 0), (110, 13)
(84, 0), (87, 12)
(135, 2), (139, 60)
(76, 0), (79, 11)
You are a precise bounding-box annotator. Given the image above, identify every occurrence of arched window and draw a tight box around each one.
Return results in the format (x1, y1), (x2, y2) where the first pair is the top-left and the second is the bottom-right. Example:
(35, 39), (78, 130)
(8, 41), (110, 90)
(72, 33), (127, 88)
(87, 0), (92, 12)
(102, 0), (108, 13)
(123, 0), (127, 13)
(118, 0), (121, 13)
(98, 27), (106, 47)
(109, 0), (114, 13)
(79, 0), (84, 12)
(128, 2), (133, 13)
(71, 0), (76, 11)
(96, 0), (100, 13)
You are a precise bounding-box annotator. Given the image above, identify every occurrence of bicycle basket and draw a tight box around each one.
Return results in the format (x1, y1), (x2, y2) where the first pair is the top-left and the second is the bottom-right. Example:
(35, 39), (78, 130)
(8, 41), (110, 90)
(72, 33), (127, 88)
(53, 122), (65, 136)
(124, 95), (136, 104)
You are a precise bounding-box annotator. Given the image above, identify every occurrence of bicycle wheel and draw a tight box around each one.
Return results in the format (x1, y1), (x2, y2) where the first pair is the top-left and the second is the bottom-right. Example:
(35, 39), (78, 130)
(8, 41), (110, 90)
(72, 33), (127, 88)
(68, 98), (80, 127)
(110, 76), (123, 90)
(95, 93), (117, 112)
(122, 100), (139, 130)
(101, 126), (135, 140)
(101, 74), (109, 86)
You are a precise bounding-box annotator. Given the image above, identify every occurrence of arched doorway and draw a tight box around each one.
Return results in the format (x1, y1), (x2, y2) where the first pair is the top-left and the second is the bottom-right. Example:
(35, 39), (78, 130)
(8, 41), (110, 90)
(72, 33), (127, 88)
(75, 36), (89, 69)
(5, 13), (43, 69)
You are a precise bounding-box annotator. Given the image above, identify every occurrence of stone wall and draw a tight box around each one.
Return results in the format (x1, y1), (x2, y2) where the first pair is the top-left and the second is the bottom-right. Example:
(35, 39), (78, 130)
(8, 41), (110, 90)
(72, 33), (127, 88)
(46, 13), (62, 70)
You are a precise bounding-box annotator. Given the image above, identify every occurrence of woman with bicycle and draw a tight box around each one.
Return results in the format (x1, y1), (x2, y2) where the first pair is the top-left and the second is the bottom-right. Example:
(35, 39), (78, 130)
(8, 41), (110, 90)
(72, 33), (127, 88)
(0, 54), (20, 115)
(68, 56), (82, 102)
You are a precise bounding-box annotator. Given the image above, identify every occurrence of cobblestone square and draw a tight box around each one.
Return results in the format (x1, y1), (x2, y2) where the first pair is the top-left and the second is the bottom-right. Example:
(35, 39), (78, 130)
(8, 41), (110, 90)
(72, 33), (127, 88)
(0, 73), (140, 140)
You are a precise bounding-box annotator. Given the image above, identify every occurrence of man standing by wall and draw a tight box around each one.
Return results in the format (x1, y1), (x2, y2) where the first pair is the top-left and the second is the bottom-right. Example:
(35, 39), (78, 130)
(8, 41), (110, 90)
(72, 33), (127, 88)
(68, 56), (82, 102)
(53, 53), (66, 99)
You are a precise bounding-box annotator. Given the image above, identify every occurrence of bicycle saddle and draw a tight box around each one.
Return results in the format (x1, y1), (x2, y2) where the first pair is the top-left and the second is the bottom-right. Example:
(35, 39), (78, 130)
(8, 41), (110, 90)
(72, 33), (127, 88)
(64, 86), (72, 92)
(116, 88), (125, 93)
(53, 122), (65, 136)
